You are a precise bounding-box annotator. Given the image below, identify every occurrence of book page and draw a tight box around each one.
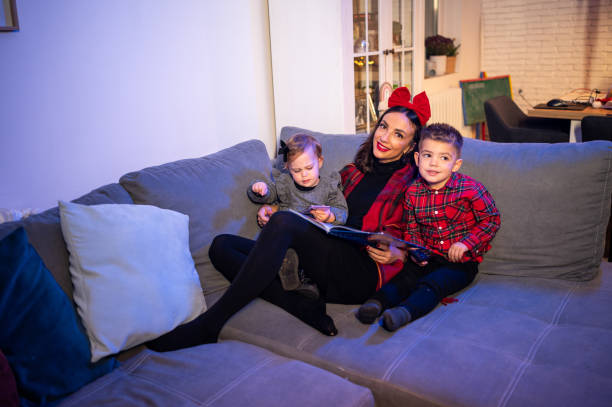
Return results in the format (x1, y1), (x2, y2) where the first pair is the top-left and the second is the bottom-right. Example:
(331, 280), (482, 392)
(287, 209), (333, 233)
(287, 209), (427, 250)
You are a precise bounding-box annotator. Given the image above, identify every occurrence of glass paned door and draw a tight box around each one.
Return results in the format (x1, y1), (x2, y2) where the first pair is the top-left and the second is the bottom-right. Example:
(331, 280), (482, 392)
(353, 0), (414, 133)
(353, 0), (380, 133)
(393, 52), (412, 90)
(390, 0), (413, 90)
(354, 54), (379, 132)
(393, 0), (412, 46)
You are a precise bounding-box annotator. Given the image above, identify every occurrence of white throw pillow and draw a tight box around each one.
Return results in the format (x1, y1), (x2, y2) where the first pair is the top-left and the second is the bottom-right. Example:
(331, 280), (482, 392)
(58, 201), (206, 362)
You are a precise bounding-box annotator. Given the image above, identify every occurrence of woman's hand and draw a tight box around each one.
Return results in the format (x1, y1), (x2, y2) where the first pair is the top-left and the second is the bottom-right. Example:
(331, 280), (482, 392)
(366, 244), (406, 265)
(310, 207), (335, 223)
(257, 204), (278, 227)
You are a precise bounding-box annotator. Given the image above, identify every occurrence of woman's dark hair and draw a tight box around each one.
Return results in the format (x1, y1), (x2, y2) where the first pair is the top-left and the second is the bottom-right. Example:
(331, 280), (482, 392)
(353, 105), (422, 173)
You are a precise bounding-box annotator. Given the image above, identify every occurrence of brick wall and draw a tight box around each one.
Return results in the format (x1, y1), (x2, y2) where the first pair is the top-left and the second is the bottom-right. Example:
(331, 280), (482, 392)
(482, 0), (611, 111)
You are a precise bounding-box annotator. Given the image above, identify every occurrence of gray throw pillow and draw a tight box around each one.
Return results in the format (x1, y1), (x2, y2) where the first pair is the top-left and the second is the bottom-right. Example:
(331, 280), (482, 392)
(460, 139), (611, 281)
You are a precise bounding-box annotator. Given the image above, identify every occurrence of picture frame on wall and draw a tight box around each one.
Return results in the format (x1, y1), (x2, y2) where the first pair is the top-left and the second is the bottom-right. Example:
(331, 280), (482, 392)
(0, 0), (19, 31)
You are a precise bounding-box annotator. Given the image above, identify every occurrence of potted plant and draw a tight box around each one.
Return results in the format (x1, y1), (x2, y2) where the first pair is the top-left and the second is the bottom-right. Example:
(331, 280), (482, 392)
(425, 35), (453, 76)
(445, 38), (460, 74)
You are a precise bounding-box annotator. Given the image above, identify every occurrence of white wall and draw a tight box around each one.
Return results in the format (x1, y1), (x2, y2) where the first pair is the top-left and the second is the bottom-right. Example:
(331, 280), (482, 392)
(481, 0), (611, 111)
(420, 0), (482, 138)
(422, 0), (482, 94)
(268, 0), (353, 138)
(0, 0), (275, 211)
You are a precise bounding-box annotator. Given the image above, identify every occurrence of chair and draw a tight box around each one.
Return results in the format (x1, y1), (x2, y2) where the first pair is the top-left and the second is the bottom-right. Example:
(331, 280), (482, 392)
(484, 96), (570, 143)
(581, 115), (612, 141)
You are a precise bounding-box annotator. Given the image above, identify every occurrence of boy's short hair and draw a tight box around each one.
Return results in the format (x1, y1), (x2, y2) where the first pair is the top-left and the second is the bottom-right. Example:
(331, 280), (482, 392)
(419, 123), (463, 156)
(286, 134), (322, 162)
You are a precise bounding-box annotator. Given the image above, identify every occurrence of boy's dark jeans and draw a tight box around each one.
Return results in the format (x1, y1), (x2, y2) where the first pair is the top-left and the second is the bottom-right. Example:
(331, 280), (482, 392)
(371, 255), (478, 321)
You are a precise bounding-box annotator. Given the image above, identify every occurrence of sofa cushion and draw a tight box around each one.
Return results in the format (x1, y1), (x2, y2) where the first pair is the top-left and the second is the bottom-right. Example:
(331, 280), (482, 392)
(58, 341), (375, 407)
(58, 201), (206, 362)
(0, 228), (117, 406)
(120, 139), (272, 294)
(460, 139), (611, 281)
(220, 264), (612, 407)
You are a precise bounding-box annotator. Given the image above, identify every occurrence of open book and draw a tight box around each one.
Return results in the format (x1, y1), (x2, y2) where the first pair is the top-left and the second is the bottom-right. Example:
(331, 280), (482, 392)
(288, 209), (428, 251)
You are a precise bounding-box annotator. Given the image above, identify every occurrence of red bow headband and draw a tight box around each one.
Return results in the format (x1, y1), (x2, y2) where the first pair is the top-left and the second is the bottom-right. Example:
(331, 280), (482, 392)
(387, 87), (431, 126)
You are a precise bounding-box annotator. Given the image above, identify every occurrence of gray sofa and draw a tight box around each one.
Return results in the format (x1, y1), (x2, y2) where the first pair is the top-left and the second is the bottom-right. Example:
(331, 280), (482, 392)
(2, 126), (611, 407)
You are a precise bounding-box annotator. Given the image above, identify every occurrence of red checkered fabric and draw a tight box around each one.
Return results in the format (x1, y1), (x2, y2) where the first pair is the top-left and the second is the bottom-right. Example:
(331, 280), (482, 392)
(403, 172), (501, 263)
(341, 162), (417, 289)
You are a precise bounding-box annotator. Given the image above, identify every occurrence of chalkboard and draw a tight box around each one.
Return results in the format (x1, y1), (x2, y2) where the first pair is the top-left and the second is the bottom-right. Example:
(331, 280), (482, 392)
(460, 76), (512, 125)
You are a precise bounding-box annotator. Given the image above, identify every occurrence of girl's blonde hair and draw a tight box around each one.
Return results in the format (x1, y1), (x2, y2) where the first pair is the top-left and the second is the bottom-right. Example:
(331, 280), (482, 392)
(283, 134), (322, 163)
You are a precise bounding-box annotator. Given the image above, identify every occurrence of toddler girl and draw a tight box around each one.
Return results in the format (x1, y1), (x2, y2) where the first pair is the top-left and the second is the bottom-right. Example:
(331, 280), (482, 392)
(248, 133), (348, 226)
(248, 134), (348, 298)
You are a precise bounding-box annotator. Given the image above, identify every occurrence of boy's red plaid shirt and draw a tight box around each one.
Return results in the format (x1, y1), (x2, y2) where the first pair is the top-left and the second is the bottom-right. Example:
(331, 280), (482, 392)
(403, 172), (501, 263)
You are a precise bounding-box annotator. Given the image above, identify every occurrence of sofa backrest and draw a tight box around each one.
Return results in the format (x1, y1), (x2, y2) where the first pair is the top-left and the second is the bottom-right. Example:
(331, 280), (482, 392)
(279, 126), (367, 174)
(461, 138), (611, 280)
(280, 126), (612, 281)
(119, 139), (272, 294)
(1, 140), (273, 301)
(0, 183), (134, 299)
(4, 130), (609, 309)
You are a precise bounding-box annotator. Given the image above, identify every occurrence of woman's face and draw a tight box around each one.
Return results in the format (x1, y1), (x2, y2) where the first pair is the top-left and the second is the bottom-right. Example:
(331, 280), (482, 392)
(372, 112), (416, 163)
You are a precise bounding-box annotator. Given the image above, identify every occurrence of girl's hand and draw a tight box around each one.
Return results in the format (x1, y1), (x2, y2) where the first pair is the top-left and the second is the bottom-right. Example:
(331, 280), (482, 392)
(448, 242), (468, 262)
(257, 205), (277, 227)
(252, 182), (268, 196)
(367, 244), (406, 265)
(310, 207), (335, 223)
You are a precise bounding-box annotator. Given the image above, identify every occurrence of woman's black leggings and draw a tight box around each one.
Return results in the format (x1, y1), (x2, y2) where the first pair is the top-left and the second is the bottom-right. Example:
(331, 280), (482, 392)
(147, 211), (379, 351)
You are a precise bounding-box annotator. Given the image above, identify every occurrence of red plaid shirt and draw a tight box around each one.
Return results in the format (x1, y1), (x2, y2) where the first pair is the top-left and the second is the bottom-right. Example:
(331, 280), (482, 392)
(341, 162), (417, 288)
(403, 172), (500, 263)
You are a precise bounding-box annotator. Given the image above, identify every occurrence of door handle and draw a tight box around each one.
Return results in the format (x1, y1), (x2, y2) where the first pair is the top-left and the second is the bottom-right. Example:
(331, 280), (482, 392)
(382, 48), (395, 55)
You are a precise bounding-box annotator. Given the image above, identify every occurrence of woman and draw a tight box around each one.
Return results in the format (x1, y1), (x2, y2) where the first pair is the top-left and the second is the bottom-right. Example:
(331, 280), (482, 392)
(147, 87), (431, 351)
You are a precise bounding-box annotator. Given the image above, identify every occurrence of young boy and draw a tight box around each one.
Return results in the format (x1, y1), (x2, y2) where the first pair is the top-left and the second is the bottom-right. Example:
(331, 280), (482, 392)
(357, 123), (501, 331)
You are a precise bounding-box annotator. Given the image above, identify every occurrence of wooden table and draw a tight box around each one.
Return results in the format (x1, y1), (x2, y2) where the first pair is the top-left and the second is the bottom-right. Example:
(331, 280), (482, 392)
(527, 106), (610, 142)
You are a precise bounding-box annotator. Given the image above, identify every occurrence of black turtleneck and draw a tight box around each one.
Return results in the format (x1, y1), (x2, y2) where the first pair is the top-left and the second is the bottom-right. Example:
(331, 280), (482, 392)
(345, 159), (405, 230)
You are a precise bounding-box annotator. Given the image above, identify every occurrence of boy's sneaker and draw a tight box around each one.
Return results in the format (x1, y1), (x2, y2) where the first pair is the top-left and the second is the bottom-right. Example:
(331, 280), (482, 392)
(382, 307), (412, 332)
(279, 248), (320, 300)
(356, 300), (382, 324)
